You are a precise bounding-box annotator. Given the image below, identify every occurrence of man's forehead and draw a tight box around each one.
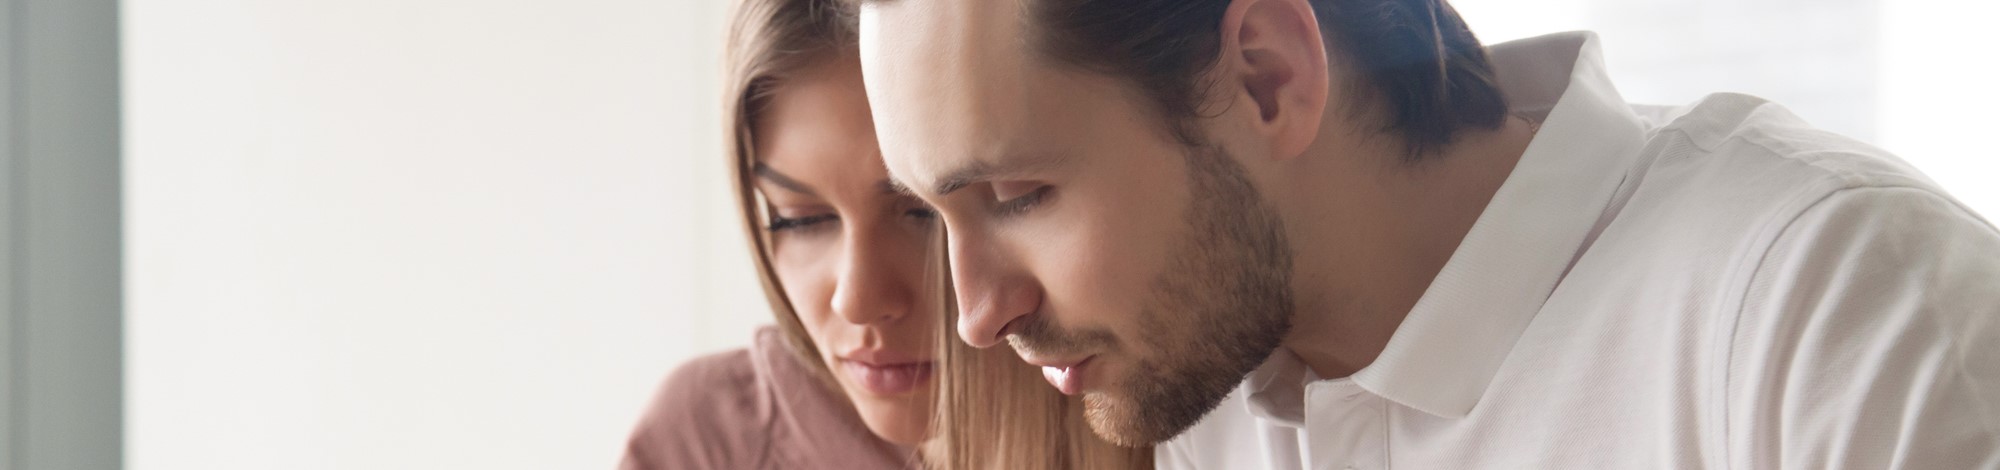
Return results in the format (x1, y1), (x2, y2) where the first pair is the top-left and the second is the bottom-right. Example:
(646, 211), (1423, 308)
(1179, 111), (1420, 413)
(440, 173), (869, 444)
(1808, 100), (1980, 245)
(859, 0), (1038, 196)
(880, 148), (954, 198)
(858, 0), (1029, 90)
(859, 0), (1025, 43)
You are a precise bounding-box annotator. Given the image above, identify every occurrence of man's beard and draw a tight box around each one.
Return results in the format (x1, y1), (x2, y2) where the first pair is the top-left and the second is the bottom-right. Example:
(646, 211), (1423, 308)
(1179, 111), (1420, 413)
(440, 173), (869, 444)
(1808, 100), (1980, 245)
(1008, 143), (1295, 446)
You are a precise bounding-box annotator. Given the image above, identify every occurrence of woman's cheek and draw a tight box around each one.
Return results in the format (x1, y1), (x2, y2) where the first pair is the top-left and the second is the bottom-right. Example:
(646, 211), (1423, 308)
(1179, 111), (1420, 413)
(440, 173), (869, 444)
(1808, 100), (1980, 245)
(771, 241), (841, 331)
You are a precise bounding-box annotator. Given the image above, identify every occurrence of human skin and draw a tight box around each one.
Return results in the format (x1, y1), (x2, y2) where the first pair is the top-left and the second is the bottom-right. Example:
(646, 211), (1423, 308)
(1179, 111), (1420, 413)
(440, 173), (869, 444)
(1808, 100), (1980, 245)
(857, 0), (1538, 444)
(754, 55), (942, 445)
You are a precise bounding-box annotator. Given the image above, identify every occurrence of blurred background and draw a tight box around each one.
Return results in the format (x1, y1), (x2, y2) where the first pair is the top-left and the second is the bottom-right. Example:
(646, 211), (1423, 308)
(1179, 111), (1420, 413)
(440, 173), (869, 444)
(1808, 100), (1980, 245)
(2, 0), (1992, 469)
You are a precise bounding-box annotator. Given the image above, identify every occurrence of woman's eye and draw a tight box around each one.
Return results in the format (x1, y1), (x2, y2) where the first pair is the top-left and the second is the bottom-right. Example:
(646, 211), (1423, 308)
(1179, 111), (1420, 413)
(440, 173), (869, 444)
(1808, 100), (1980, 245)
(767, 214), (838, 233)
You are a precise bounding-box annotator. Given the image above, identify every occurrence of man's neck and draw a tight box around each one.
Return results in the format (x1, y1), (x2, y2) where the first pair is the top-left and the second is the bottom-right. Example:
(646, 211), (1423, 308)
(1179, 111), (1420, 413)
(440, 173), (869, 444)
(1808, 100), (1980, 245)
(1277, 116), (1540, 379)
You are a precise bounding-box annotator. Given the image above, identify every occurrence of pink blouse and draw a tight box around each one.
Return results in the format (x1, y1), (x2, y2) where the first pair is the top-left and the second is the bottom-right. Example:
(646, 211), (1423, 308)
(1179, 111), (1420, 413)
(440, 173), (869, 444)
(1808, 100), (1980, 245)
(620, 326), (920, 469)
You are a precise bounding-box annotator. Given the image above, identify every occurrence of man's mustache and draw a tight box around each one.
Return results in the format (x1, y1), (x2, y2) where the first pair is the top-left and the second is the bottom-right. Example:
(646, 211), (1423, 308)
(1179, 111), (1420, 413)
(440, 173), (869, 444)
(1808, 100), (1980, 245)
(1004, 313), (1117, 357)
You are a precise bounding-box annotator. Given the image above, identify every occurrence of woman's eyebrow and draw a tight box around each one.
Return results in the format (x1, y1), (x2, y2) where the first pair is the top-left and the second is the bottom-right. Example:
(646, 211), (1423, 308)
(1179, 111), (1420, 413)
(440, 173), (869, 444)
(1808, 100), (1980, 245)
(752, 162), (817, 196)
(878, 179), (908, 195)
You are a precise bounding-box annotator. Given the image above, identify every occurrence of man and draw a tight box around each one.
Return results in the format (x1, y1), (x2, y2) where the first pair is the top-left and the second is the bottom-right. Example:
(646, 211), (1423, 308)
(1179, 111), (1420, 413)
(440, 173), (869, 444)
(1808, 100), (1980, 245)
(856, 0), (2000, 467)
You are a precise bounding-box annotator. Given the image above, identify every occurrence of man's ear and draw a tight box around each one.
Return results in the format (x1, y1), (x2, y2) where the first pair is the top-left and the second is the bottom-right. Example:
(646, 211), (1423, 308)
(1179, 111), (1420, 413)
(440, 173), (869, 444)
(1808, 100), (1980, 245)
(1217, 0), (1329, 162)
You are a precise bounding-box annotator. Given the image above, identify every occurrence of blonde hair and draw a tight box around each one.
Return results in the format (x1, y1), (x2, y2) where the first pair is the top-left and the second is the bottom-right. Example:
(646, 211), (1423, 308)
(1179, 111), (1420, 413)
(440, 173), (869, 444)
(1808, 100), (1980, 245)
(723, 0), (1149, 467)
(723, 0), (852, 385)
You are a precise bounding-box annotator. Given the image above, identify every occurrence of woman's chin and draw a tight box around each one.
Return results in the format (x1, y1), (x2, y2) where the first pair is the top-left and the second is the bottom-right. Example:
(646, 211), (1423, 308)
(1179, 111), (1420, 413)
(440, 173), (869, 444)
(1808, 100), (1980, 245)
(823, 357), (936, 444)
(853, 400), (933, 445)
(841, 381), (933, 444)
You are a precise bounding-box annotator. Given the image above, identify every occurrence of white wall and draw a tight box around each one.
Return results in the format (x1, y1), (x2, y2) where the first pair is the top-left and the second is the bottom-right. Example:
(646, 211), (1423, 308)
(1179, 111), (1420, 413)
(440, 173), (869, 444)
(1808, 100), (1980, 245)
(124, 1), (768, 469)
(125, 1), (2000, 469)
(1878, 0), (2000, 223)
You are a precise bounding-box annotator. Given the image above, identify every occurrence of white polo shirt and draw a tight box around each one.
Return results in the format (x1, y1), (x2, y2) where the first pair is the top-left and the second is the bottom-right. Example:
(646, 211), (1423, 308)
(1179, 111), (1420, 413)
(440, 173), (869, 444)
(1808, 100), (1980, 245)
(1157, 32), (2000, 469)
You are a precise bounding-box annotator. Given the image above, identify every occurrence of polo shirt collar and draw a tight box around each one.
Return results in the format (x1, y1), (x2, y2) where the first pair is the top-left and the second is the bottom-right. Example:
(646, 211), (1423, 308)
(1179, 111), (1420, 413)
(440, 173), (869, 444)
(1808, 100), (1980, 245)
(1246, 31), (1652, 421)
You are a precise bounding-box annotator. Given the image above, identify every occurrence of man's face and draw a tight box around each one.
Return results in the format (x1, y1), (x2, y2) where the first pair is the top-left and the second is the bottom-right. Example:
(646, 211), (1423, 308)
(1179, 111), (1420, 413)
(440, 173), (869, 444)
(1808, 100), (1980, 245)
(860, 1), (1296, 445)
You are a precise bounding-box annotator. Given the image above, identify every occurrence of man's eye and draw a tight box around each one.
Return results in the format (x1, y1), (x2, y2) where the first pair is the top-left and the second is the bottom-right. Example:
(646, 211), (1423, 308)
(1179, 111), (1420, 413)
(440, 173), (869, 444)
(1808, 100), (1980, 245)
(991, 181), (1041, 202)
(768, 214), (838, 233)
(993, 185), (1052, 217)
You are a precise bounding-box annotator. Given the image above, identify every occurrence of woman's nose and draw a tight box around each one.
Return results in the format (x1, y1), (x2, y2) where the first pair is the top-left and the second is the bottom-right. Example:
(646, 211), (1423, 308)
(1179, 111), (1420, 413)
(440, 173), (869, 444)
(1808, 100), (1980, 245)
(830, 230), (913, 325)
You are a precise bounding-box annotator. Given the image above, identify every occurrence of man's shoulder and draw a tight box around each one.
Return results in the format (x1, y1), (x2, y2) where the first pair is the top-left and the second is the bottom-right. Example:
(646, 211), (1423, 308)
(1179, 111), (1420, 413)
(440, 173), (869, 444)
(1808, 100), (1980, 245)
(1581, 96), (2000, 467)
(1721, 185), (2000, 469)
(1611, 93), (2000, 353)
(1646, 92), (1936, 195)
(1587, 93), (1997, 331)
(1607, 93), (1967, 251)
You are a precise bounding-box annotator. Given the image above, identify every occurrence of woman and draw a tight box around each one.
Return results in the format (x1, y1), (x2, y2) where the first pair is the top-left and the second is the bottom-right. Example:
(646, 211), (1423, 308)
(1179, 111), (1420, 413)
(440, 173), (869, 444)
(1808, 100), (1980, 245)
(620, 0), (1148, 468)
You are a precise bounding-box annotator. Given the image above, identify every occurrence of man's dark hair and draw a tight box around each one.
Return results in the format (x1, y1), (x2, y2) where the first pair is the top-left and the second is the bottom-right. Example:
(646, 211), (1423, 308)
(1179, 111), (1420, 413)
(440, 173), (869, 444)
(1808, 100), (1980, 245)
(1026, 0), (1508, 160)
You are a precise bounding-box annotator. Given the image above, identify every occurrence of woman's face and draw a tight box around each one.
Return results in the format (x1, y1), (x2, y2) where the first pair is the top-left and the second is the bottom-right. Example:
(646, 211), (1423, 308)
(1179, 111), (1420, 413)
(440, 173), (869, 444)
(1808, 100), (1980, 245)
(753, 57), (940, 445)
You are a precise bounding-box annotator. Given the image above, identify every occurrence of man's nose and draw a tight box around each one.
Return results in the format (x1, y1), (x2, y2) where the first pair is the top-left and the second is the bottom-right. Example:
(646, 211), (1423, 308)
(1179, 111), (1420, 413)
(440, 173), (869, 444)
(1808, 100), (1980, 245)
(949, 235), (1039, 348)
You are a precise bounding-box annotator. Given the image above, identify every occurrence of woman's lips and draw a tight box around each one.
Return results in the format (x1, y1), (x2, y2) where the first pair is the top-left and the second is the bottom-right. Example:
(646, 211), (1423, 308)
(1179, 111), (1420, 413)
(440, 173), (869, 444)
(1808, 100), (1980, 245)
(839, 359), (934, 395)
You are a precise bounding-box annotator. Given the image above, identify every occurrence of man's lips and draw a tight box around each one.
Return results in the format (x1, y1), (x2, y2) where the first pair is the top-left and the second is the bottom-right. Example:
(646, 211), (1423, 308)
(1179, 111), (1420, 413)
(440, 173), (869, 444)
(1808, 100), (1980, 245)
(1024, 355), (1094, 396)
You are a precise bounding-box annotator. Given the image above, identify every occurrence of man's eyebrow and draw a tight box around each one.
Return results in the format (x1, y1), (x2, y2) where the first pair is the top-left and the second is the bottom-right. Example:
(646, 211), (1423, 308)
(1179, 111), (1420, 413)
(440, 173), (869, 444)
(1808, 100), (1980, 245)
(932, 160), (995, 196)
(929, 151), (1072, 196)
(752, 163), (816, 196)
